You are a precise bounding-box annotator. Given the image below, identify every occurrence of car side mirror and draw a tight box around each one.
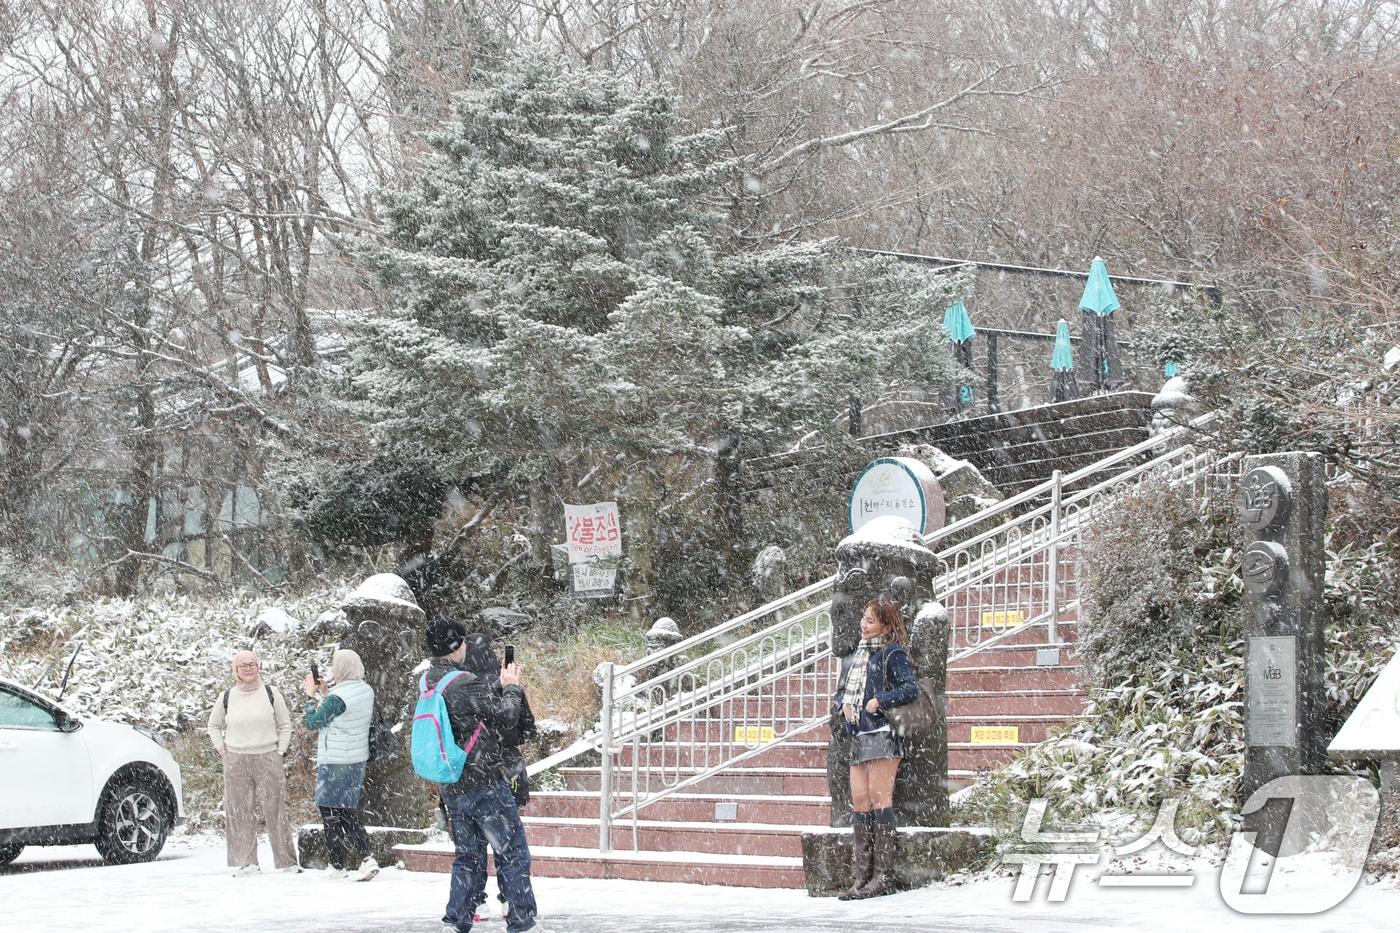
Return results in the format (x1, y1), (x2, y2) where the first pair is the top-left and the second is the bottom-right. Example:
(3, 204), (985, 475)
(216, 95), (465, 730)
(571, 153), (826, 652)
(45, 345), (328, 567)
(54, 711), (81, 733)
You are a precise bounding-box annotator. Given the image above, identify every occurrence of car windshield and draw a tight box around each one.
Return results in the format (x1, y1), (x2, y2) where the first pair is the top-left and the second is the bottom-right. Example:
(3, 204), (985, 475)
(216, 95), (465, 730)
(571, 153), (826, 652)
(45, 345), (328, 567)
(0, 688), (58, 730)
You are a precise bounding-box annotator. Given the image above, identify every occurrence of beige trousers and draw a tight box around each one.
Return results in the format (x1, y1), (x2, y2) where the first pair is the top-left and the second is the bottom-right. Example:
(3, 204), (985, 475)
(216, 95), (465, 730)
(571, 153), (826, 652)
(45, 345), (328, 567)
(223, 750), (298, 868)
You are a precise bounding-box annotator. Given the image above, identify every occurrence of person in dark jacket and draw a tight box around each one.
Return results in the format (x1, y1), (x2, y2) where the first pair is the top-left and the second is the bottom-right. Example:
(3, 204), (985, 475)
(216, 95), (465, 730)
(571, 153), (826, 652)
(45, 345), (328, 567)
(460, 633), (538, 924)
(423, 616), (539, 933)
(831, 595), (918, 899)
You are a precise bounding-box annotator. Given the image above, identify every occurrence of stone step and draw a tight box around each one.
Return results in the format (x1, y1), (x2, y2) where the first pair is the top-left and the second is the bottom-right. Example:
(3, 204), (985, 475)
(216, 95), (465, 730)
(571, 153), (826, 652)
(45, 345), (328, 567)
(524, 790), (832, 825)
(946, 715), (1079, 745)
(951, 618), (1081, 649)
(973, 562), (1081, 587)
(520, 816), (818, 858)
(662, 719), (830, 744)
(615, 741), (827, 770)
(947, 742), (1039, 770)
(944, 605), (1080, 638)
(708, 696), (835, 721)
(945, 664), (1084, 692)
(943, 587), (1054, 615)
(946, 687), (1087, 717)
(947, 643), (1083, 669)
(947, 769), (980, 791)
(397, 842), (807, 888)
(561, 766), (830, 797)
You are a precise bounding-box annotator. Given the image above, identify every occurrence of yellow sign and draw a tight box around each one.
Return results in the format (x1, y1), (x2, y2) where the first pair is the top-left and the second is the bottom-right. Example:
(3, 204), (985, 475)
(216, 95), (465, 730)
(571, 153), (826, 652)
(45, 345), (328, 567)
(980, 609), (1026, 630)
(734, 726), (776, 745)
(970, 726), (1020, 745)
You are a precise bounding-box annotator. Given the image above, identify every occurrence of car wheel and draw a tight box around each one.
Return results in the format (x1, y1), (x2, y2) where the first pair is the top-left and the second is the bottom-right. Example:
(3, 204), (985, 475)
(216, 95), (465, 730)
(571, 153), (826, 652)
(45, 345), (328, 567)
(0, 843), (23, 865)
(94, 781), (170, 864)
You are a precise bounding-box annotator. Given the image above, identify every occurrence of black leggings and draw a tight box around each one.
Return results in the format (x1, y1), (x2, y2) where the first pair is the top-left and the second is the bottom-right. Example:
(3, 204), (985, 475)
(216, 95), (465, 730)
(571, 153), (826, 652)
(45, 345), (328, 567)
(319, 805), (369, 870)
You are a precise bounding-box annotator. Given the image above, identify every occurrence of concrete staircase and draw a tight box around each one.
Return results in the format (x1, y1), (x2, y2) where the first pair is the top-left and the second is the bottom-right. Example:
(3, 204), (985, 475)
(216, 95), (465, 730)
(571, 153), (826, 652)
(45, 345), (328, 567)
(395, 411), (1230, 890)
(397, 614), (1086, 888)
(947, 616), (1084, 788)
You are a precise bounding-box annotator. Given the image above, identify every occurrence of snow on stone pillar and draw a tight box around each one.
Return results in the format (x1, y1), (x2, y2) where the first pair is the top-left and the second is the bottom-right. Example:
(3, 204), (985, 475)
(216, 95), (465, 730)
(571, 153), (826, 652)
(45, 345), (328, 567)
(642, 616), (683, 685)
(1236, 453), (1327, 856)
(827, 516), (948, 829)
(338, 573), (428, 829)
(1150, 374), (1199, 434)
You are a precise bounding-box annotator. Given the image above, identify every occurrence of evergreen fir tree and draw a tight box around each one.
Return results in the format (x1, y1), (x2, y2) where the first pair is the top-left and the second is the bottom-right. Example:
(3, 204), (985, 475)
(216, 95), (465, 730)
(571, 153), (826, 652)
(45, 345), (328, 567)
(346, 54), (964, 612)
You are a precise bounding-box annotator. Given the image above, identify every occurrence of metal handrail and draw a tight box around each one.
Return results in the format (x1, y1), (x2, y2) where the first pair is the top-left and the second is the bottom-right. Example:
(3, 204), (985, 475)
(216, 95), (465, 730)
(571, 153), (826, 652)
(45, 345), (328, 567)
(610, 412), (1216, 685)
(593, 446), (1239, 839)
(531, 417), (1233, 853)
(530, 417), (1220, 774)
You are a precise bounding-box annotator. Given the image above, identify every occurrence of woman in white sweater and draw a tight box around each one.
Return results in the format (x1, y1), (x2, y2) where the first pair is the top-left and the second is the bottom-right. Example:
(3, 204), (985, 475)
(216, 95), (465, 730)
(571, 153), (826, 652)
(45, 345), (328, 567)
(206, 649), (299, 875)
(302, 648), (377, 881)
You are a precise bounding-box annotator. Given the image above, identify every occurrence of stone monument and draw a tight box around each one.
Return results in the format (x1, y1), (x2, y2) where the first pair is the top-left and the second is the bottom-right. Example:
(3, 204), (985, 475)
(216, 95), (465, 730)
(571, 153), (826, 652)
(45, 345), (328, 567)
(826, 516), (949, 828)
(337, 572), (429, 829)
(1236, 453), (1327, 855)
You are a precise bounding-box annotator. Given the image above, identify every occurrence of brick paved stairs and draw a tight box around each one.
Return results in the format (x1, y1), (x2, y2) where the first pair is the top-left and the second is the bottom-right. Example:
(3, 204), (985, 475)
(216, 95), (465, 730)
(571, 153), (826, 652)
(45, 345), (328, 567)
(397, 613), (1087, 887)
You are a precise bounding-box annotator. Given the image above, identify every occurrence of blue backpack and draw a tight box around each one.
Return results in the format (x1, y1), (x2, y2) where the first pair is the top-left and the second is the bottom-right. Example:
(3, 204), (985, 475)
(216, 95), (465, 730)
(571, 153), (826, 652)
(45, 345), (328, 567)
(411, 670), (484, 784)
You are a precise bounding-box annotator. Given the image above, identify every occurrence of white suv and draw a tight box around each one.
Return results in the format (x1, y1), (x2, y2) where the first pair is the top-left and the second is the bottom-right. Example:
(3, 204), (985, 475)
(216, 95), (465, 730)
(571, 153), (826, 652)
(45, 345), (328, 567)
(0, 677), (184, 865)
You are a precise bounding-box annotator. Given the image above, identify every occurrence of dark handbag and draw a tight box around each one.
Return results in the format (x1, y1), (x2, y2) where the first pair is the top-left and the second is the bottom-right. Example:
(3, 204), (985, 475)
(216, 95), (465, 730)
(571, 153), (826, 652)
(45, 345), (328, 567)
(881, 649), (941, 737)
(368, 715), (399, 762)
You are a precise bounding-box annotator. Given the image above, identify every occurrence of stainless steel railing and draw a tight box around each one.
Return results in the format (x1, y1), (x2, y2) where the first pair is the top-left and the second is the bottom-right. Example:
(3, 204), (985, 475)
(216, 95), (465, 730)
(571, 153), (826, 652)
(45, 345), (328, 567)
(528, 414), (1237, 852)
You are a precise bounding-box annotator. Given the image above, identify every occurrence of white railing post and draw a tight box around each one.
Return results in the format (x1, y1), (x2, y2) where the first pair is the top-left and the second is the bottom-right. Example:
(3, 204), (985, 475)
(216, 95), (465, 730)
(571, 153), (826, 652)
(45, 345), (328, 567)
(1047, 469), (1062, 644)
(598, 661), (614, 853)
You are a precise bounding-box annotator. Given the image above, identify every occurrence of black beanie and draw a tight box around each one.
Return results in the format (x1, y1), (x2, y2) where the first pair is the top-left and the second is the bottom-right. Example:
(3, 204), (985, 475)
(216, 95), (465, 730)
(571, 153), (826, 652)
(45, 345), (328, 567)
(426, 615), (467, 657)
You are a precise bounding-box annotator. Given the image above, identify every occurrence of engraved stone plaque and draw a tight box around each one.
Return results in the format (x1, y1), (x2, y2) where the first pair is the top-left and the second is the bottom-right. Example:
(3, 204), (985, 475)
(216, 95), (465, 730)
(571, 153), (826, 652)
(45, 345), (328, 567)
(1236, 465), (1292, 531)
(1249, 636), (1297, 747)
(1242, 540), (1289, 595)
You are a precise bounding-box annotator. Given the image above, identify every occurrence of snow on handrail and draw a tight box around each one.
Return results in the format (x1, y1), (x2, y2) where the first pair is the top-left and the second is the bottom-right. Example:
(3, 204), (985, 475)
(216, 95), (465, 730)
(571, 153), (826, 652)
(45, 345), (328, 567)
(531, 414), (1221, 781)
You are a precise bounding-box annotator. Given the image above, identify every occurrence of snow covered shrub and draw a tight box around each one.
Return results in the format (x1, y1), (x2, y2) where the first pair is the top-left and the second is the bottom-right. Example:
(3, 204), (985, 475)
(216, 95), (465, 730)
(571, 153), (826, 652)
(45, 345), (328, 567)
(1075, 479), (1242, 681)
(0, 547), (85, 608)
(960, 645), (1245, 846)
(1319, 532), (1400, 750)
(962, 478), (1400, 848)
(1, 608), (67, 654)
(0, 581), (354, 733)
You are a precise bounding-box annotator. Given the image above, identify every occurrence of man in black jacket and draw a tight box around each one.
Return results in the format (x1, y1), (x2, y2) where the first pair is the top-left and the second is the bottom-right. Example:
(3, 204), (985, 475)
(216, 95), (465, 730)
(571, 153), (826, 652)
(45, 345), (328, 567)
(424, 617), (539, 933)
(460, 633), (538, 923)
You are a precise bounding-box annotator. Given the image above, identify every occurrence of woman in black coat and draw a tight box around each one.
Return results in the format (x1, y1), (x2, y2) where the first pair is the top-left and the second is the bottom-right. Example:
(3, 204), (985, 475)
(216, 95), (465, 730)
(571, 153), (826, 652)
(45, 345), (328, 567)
(832, 595), (918, 899)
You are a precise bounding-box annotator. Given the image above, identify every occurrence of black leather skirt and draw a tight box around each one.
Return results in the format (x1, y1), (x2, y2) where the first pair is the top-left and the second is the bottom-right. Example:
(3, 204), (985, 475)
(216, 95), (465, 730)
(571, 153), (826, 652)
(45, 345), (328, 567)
(851, 729), (902, 764)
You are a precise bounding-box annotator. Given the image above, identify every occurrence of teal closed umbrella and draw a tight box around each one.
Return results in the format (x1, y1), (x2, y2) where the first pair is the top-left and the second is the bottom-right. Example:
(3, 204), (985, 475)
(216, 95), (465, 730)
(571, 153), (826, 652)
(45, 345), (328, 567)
(1074, 257), (1124, 393)
(943, 301), (977, 344)
(1050, 319), (1076, 402)
(941, 302), (976, 412)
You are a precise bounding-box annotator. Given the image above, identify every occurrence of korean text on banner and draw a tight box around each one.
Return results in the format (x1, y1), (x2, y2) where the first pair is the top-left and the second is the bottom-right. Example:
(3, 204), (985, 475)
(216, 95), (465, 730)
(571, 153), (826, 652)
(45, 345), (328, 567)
(564, 502), (622, 562)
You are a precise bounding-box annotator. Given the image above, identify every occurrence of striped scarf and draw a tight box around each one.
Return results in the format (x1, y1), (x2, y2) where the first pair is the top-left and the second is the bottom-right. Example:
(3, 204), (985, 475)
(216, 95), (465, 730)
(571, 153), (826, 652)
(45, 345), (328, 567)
(840, 636), (886, 723)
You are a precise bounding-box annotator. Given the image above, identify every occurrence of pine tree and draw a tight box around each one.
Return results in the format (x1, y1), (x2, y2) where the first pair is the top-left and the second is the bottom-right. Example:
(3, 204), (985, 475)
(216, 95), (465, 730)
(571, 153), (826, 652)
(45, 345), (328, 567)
(346, 54), (964, 613)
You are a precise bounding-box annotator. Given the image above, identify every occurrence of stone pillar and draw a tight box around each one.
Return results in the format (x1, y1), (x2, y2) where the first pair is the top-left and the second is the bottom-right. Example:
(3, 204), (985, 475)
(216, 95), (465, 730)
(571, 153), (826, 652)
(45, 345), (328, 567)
(338, 573), (429, 829)
(896, 600), (949, 827)
(827, 516), (949, 829)
(642, 616), (683, 685)
(1150, 375), (1199, 434)
(1236, 453), (1327, 855)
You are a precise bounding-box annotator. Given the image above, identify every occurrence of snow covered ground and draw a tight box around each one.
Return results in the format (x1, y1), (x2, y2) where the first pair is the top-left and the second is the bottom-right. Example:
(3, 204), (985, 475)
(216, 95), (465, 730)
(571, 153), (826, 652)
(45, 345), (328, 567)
(4, 831), (1399, 932)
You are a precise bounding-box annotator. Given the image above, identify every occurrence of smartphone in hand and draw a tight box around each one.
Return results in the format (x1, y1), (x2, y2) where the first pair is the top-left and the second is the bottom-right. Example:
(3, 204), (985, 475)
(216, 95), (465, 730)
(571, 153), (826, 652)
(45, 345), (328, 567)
(310, 660), (321, 685)
(503, 644), (515, 666)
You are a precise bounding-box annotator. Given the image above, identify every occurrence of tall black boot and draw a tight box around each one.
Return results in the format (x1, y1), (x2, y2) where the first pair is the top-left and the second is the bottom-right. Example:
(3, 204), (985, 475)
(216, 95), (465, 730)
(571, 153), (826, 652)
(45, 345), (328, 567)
(837, 820), (872, 900)
(855, 821), (898, 898)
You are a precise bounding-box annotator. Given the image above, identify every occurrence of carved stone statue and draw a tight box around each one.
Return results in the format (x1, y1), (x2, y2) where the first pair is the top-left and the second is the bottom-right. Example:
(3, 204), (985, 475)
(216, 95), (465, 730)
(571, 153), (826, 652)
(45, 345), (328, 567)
(827, 516), (949, 828)
(337, 573), (428, 828)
